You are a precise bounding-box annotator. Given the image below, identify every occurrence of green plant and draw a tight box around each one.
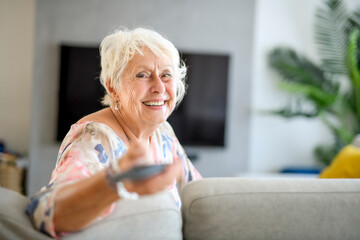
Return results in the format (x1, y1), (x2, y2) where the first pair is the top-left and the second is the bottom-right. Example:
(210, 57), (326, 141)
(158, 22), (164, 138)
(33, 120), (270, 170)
(268, 0), (360, 166)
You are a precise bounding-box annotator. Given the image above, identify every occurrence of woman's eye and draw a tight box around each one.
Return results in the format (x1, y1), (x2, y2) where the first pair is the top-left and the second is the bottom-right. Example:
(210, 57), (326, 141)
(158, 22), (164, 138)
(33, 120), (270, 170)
(162, 73), (173, 80)
(136, 73), (148, 79)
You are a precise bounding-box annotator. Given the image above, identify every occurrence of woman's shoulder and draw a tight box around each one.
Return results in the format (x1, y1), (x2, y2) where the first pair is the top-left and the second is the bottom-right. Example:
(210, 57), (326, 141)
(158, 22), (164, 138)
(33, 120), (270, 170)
(57, 118), (125, 163)
(63, 108), (110, 135)
(60, 109), (119, 147)
(157, 121), (177, 138)
(78, 108), (111, 123)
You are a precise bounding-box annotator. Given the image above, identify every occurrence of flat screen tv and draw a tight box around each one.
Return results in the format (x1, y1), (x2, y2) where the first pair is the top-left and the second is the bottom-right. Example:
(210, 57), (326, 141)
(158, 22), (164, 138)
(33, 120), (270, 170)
(57, 45), (229, 147)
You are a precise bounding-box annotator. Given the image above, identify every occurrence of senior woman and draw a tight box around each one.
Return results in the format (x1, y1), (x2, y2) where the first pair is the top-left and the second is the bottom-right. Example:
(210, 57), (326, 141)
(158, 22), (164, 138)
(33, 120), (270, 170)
(27, 27), (201, 238)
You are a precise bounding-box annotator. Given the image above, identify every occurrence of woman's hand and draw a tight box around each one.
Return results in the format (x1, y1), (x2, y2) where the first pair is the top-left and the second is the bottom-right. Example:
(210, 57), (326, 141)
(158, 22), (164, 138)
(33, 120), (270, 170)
(118, 142), (183, 195)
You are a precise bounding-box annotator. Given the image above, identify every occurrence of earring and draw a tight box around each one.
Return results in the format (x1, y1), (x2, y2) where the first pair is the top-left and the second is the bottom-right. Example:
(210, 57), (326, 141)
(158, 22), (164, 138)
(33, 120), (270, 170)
(115, 101), (119, 110)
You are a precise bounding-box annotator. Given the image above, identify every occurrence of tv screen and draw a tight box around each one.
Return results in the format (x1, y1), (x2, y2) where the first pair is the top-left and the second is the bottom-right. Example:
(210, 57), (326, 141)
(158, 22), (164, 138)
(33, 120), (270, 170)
(57, 45), (229, 147)
(167, 53), (229, 146)
(57, 45), (104, 141)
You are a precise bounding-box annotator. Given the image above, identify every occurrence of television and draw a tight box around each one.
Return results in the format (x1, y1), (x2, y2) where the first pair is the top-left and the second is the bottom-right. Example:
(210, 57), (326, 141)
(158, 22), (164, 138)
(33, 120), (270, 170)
(57, 45), (229, 147)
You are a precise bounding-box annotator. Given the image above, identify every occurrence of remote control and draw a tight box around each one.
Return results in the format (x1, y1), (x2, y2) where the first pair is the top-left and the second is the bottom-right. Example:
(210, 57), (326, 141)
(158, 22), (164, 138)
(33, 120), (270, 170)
(111, 164), (169, 181)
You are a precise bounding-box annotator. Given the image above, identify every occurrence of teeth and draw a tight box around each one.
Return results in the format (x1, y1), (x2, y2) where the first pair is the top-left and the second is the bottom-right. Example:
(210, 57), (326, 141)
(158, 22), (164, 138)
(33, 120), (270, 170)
(143, 101), (164, 106)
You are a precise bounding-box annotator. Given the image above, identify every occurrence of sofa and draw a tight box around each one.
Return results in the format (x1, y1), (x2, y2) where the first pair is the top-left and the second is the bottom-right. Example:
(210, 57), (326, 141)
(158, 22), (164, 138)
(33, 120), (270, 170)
(1, 178), (360, 240)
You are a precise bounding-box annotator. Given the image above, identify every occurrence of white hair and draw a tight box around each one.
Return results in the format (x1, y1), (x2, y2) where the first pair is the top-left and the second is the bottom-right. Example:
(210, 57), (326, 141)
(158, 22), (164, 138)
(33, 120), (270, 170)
(99, 27), (187, 106)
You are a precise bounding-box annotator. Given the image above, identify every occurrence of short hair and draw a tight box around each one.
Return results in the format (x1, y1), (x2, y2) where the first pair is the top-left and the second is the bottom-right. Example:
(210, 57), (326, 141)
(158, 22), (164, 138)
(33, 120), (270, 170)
(99, 27), (187, 106)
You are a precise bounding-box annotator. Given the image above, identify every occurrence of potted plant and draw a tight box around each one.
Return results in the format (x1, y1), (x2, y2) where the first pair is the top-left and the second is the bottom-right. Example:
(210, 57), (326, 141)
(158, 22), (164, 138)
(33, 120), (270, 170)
(268, 0), (360, 165)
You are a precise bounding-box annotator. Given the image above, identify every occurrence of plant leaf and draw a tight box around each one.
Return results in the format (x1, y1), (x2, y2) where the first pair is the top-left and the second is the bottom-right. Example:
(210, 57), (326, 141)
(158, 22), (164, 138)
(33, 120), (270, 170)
(318, 111), (354, 144)
(347, 27), (360, 122)
(315, 0), (351, 75)
(278, 81), (338, 108)
(266, 108), (318, 118)
(350, 8), (360, 67)
(264, 97), (318, 118)
(314, 144), (339, 166)
(347, 28), (360, 87)
(269, 48), (339, 105)
(350, 7), (360, 28)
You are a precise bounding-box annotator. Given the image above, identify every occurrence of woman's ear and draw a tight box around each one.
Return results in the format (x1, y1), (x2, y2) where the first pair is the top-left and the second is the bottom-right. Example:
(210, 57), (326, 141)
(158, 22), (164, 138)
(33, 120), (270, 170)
(106, 80), (117, 100)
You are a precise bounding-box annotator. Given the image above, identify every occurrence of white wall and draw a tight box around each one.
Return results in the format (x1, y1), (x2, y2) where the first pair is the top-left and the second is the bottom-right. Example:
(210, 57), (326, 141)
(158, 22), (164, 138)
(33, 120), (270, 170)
(28, 0), (255, 195)
(249, 0), (359, 173)
(0, 0), (35, 154)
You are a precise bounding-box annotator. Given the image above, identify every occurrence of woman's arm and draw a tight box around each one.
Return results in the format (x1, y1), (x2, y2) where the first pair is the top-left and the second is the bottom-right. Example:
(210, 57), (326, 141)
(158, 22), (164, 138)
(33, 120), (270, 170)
(53, 144), (183, 233)
(53, 170), (118, 232)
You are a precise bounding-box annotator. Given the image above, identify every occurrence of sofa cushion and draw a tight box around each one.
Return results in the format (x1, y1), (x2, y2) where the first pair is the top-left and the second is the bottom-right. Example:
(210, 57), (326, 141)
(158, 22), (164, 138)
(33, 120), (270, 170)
(0, 187), (51, 240)
(64, 191), (182, 240)
(320, 145), (360, 178)
(180, 178), (360, 240)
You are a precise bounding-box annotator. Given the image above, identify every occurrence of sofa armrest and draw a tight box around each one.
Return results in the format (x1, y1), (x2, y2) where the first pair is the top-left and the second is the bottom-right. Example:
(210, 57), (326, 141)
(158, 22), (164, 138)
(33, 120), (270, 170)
(0, 187), (52, 240)
(0, 187), (181, 240)
(181, 178), (360, 240)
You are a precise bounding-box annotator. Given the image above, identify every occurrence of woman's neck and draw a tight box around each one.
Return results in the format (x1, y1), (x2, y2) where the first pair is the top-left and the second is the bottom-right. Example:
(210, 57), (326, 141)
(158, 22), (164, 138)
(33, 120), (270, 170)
(110, 107), (157, 146)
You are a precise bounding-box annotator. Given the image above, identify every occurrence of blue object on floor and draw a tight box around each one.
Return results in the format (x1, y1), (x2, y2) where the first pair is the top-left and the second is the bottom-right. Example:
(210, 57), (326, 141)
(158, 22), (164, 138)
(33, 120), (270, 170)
(280, 167), (323, 174)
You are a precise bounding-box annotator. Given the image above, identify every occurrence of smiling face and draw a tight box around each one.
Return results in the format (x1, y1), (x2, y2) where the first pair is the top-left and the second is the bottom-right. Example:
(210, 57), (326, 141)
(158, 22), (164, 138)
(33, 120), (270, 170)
(115, 48), (176, 129)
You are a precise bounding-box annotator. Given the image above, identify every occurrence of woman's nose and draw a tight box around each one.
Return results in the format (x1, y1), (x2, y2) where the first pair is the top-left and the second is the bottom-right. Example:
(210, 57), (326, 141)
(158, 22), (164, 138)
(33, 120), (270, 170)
(151, 75), (165, 93)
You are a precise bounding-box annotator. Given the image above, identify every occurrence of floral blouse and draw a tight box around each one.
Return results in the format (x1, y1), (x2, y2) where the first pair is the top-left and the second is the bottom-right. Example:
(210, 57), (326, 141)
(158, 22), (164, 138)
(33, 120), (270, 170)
(26, 121), (201, 238)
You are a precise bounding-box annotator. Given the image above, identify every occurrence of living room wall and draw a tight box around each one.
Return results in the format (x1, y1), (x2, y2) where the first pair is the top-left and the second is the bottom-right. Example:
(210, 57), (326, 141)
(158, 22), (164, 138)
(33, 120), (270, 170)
(249, 0), (328, 173)
(0, 0), (35, 154)
(28, 0), (255, 195)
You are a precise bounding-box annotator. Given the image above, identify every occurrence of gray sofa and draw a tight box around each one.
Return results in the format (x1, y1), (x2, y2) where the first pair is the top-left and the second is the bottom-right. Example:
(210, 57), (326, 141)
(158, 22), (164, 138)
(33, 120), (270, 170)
(1, 178), (360, 240)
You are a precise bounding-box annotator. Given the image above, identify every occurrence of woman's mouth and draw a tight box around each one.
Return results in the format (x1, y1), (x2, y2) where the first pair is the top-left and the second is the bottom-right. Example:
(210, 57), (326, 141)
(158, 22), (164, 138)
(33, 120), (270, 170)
(142, 100), (165, 106)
